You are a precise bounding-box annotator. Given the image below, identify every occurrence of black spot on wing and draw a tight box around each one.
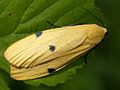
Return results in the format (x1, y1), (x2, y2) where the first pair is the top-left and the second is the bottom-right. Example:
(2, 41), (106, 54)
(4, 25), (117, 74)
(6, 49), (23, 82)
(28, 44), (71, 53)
(48, 68), (55, 73)
(49, 45), (56, 52)
(36, 31), (42, 37)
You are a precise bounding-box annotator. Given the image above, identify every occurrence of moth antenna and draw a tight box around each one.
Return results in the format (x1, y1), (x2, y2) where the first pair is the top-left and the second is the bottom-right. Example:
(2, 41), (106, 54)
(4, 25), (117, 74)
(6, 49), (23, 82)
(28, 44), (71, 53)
(46, 20), (59, 28)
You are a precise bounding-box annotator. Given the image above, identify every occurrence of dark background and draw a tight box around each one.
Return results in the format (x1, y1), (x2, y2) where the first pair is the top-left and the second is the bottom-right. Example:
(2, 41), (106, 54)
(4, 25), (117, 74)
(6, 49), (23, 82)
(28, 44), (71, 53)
(97, 0), (119, 60)
(4, 0), (120, 90)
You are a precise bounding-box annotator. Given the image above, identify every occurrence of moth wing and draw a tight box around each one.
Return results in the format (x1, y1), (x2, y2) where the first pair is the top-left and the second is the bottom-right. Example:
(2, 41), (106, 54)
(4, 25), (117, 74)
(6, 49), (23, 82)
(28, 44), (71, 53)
(26, 31), (88, 68)
(4, 26), (88, 68)
(10, 45), (90, 80)
(22, 26), (88, 68)
(4, 29), (66, 68)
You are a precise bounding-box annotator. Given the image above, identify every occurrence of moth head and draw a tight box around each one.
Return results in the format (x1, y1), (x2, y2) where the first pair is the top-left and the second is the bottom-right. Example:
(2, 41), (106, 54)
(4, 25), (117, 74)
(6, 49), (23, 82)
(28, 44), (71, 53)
(82, 24), (107, 46)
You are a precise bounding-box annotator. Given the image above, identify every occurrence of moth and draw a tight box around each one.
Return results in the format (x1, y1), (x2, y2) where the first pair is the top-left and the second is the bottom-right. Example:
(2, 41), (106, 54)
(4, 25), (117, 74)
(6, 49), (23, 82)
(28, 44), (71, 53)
(4, 24), (107, 80)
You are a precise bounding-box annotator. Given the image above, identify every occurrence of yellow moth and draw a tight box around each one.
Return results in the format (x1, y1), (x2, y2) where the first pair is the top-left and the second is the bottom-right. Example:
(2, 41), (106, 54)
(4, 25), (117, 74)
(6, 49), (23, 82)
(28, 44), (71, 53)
(4, 24), (107, 80)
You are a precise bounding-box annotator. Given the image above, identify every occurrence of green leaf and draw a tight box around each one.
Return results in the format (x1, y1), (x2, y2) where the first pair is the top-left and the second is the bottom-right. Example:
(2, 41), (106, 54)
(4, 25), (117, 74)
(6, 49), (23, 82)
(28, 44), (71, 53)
(0, 0), (107, 87)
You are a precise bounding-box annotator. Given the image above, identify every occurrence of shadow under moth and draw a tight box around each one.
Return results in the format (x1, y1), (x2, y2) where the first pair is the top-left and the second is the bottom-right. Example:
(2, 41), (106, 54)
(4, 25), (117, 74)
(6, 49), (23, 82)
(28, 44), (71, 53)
(4, 24), (107, 80)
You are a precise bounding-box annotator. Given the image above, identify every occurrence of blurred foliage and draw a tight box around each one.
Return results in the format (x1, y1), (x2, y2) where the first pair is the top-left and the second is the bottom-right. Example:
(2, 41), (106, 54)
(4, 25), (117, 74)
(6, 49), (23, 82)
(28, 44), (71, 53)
(0, 69), (10, 90)
(96, 0), (120, 90)
(0, 0), (119, 90)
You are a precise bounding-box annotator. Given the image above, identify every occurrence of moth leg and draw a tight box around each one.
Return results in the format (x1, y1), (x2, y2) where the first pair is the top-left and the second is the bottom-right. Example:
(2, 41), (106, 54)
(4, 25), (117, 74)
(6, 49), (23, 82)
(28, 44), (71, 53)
(84, 53), (89, 64)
